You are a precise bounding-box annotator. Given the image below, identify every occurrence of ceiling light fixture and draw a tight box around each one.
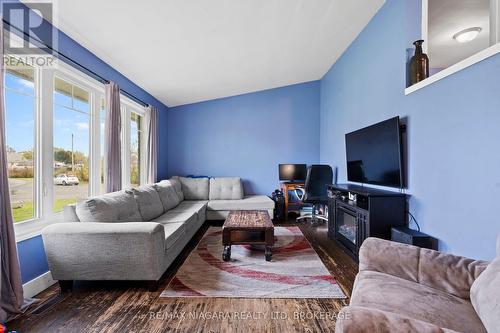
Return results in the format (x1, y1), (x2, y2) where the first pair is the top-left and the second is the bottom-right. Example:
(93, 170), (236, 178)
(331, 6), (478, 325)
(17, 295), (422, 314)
(453, 27), (482, 43)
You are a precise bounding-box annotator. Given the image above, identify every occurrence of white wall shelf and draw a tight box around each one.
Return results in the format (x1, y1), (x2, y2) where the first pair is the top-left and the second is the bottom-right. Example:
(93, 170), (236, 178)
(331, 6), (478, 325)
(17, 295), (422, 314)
(405, 43), (500, 95)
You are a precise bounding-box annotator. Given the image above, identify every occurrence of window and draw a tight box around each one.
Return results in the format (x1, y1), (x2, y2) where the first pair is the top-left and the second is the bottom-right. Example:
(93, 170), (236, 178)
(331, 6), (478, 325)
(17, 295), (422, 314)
(5, 62), (37, 223)
(130, 112), (142, 187)
(100, 98), (106, 194)
(5, 54), (149, 240)
(121, 98), (146, 188)
(52, 77), (91, 212)
(5, 59), (107, 239)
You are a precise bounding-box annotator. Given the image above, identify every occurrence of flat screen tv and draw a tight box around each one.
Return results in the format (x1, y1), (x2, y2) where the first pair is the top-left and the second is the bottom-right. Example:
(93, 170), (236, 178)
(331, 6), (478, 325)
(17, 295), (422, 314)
(279, 164), (307, 182)
(345, 117), (403, 188)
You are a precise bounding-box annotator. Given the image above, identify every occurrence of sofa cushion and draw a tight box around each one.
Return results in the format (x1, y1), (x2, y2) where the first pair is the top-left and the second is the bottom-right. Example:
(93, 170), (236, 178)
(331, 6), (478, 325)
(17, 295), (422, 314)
(163, 222), (186, 249)
(169, 201), (207, 215)
(351, 270), (486, 333)
(152, 210), (197, 226)
(126, 185), (164, 221)
(169, 201), (207, 233)
(209, 177), (243, 200)
(359, 237), (489, 299)
(154, 180), (180, 211)
(75, 191), (142, 222)
(336, 306), (466, 333)
(207, 195), (274, 211)
(471, 235), (500, 333)
(169, 177), (184, 201)
(175, 176), (209, 200)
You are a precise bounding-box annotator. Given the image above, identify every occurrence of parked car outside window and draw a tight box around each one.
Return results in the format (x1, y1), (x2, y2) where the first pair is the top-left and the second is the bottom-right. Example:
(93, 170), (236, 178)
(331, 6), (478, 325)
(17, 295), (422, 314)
(54, 174), (79, 186)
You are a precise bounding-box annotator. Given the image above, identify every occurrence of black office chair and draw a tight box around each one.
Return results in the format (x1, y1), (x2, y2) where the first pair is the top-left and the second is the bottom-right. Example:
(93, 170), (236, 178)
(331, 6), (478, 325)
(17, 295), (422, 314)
(295, 165), (333, 223)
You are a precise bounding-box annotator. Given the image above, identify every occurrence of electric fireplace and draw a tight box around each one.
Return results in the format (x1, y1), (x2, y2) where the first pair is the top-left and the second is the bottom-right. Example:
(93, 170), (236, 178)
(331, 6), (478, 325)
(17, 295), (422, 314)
(327, 184), (407, 259)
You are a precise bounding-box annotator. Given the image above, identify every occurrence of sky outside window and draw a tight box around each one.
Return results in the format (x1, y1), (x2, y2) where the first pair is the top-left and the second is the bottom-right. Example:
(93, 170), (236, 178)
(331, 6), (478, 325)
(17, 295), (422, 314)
(5, 66), (36, 222)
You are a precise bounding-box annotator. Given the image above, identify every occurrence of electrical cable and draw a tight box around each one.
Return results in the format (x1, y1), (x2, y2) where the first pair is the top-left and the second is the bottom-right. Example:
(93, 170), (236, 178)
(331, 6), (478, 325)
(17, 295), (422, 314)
(408, 211), (420, 232)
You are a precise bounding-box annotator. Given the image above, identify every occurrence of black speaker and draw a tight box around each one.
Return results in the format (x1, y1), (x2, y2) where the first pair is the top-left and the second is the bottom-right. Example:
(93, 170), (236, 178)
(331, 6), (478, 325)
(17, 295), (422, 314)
(391, 227), (436, 250)
(271, 190), (285, 221)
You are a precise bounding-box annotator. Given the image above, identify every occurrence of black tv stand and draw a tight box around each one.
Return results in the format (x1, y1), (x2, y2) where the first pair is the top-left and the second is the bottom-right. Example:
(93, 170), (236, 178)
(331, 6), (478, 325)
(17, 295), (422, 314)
(327, 184), (408, 259)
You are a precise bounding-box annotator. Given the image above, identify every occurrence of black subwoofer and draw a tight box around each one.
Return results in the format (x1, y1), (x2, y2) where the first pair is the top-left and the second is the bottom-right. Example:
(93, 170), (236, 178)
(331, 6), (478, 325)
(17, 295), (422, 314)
(391, 227), (436, 250)
(271, 191), (285, 221)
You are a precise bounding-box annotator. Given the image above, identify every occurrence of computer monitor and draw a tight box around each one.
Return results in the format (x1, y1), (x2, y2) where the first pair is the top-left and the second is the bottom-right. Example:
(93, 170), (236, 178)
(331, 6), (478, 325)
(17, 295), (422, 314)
(279, 164), (307, 182)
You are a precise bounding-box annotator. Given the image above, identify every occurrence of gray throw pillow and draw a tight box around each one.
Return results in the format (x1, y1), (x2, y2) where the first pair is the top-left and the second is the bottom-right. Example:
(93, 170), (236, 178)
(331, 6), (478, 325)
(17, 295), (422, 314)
(209, 177), (244, 200)
(76, 190), (142, 222)
(154, 180), (181, 211)
(126, 184), (164, 221)
(470, 235), (500, 333)
(177, 177), (209, 200)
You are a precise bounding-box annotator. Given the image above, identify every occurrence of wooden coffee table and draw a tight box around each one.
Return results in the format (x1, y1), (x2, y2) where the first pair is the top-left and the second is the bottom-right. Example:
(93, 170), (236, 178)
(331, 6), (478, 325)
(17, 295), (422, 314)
(222, 210), (274, 261)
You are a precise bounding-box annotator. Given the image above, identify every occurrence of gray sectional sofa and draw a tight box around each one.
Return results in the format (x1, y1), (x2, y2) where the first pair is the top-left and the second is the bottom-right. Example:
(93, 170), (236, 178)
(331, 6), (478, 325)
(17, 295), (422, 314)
(42, 177), (274, 291)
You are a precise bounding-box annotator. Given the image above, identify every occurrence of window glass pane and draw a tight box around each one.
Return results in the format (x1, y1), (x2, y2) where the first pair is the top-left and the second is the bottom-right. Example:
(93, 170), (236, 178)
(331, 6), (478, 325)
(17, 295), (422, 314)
(5, 64), (36, 222)
(53, 77), (90, 212)
(130, 112), (142, 187)
(100, 98), (106, 193)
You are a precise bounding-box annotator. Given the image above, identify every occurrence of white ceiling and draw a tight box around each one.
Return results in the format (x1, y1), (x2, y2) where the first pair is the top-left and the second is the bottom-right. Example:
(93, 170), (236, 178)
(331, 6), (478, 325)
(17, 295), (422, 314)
(428, 0), (490, 69)
(36, 0), (384, 107)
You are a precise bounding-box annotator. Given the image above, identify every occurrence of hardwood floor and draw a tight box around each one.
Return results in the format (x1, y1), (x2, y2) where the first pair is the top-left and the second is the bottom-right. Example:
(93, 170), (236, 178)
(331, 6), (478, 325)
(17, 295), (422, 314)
(9, 220), (358, 333)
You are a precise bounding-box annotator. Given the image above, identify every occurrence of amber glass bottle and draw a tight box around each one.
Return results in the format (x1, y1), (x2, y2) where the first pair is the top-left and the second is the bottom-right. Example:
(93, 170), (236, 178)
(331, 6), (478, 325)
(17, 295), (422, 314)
(410, 40), (429, 85)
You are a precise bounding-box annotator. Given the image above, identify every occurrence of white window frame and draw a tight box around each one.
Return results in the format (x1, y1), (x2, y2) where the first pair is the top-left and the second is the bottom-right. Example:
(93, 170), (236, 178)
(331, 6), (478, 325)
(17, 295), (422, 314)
(5, 54), (42, 229)
(9, 58), (149, 241)
(406, 0), (500, 95)
(13, 61), (106, 241)
(51, 65), (106, 197)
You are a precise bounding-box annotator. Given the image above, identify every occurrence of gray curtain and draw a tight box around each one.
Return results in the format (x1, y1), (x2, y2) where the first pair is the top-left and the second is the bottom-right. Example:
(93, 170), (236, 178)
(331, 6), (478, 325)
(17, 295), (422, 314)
(105, 82), (122, 192)
(146, 105), (158, 183)
(0, 21), (32, 322)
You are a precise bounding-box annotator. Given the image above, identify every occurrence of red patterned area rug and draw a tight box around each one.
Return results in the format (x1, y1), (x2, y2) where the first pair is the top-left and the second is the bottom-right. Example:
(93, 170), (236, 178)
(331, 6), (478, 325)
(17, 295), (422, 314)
(160, 226), (346, 298)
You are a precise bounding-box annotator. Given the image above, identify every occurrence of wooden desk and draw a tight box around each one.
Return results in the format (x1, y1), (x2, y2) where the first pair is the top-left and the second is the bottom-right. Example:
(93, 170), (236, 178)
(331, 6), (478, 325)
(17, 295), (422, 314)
(280, 182), (305, 220)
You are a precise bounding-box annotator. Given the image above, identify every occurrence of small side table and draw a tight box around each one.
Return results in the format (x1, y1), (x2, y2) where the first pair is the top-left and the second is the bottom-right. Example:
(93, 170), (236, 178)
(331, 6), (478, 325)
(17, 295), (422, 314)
(280, 182), (305, 220)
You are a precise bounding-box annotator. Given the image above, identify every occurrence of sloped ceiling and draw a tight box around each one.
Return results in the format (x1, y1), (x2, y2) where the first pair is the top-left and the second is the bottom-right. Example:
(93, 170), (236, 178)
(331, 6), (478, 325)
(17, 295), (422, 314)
(35, 0), (384, 106)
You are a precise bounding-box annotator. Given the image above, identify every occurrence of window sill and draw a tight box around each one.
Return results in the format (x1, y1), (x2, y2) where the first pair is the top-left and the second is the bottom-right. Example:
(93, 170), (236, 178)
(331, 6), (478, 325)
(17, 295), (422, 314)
(405, 43), (500, 95)
(15, 214), (64, 243)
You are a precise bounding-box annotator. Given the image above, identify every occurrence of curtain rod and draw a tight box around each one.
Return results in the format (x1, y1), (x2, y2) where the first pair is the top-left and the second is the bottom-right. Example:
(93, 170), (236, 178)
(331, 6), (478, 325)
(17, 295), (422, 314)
(2, 19), (150, 108)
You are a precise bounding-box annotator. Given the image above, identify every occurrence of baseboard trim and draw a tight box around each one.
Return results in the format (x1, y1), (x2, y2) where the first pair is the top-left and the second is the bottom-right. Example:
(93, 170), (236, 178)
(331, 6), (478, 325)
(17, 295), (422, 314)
(23, 271), (57, 298)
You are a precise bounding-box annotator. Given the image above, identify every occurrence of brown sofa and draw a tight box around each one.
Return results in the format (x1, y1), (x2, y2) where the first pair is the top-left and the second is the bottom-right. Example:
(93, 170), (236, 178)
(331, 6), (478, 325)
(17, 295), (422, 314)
(336, 235), (500, 333)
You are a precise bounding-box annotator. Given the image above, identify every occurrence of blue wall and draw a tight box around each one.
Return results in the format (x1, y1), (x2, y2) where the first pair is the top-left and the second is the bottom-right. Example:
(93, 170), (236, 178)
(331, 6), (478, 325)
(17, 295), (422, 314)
(320, 0), (500, 260)
(167, 81), (320, 195)
(4, 1), (170, 283)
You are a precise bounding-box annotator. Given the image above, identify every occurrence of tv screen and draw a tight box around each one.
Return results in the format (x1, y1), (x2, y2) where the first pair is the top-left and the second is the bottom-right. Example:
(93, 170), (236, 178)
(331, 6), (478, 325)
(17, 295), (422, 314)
(279, 164), (307, 182)
(345, 117), (403, 188)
